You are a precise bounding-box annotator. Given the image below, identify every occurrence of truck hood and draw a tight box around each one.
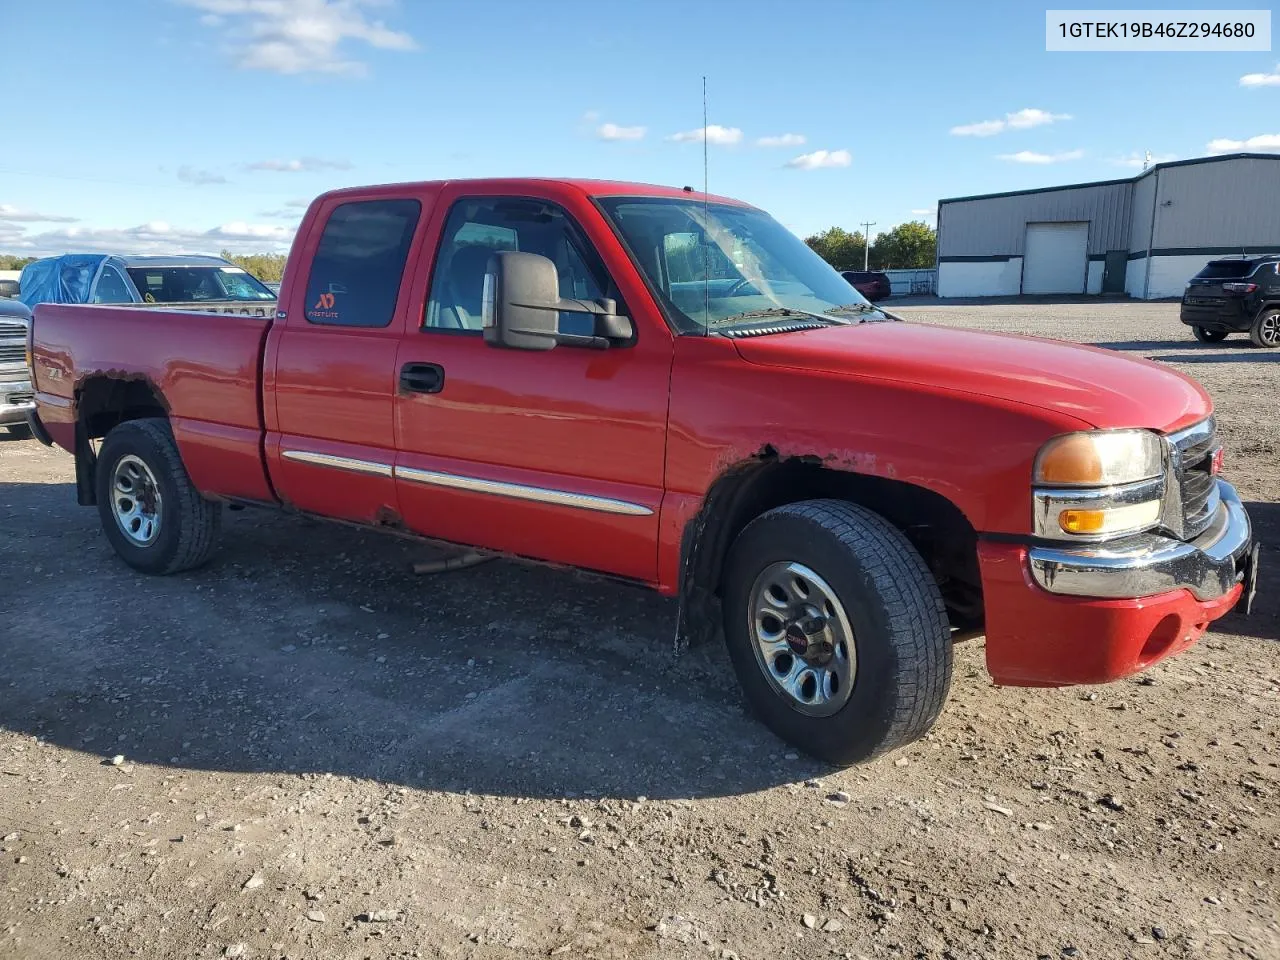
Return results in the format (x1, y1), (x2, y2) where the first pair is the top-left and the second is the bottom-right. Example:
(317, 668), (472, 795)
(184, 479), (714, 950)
(732, 322), (1210, 432)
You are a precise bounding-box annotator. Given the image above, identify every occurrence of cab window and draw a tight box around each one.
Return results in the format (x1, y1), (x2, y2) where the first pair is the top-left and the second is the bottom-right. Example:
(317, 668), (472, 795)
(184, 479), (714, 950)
(424, 197), (619, 338)
(304, 199), (422, 327)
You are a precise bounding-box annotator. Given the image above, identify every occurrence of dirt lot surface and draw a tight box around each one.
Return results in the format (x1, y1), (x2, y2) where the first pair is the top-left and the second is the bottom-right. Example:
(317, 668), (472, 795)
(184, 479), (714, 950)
(1, 300), (1277, 960)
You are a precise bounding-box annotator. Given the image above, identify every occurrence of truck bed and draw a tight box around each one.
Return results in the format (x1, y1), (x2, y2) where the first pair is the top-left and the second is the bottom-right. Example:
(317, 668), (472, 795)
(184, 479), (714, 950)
(30, 303), (276, 502)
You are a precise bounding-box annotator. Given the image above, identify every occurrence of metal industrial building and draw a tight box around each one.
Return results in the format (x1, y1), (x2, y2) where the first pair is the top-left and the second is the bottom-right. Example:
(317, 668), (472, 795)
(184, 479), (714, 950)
(936, 153), (1280, 300)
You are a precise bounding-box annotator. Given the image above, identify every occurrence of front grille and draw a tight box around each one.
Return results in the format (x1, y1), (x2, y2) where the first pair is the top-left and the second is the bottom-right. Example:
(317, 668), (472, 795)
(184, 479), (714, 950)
(1170, 418), (1219, 540)
(0, 343), (25, 363)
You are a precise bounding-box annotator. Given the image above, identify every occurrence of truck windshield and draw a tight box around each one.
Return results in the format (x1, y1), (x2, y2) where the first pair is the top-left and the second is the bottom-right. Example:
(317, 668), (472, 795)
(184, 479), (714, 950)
(126, 266), (277, 303)
(596, 197), (872, 334)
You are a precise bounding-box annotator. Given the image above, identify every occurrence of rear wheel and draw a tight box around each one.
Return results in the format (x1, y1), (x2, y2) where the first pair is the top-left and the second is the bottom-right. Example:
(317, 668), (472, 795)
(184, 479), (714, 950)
(721, 499), (952, 766)
(1249, 309), (1280, 348)
(1192, 326), (1228, 344)
(95, 418), (221, 574)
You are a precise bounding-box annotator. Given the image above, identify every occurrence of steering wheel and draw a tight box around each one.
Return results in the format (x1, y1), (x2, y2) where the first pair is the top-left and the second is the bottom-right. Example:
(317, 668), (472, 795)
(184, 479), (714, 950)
(724, 278), (755, 297)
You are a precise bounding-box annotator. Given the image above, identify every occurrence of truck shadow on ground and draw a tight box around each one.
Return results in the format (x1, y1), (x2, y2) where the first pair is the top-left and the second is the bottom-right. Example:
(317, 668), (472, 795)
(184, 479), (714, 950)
(0, 480), (822, 800)
(1213, 499), (1280, 643)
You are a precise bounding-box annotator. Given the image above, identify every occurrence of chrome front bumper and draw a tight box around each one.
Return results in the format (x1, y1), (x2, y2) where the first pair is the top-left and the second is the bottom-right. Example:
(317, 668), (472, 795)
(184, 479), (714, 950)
(0, 378), (35, 426)
(1029, 479), (1252, 602)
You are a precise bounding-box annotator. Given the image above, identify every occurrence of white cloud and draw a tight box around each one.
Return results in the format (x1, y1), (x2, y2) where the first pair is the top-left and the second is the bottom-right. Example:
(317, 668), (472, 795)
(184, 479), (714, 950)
(245, 157), (353, 172)
(581, 110), (600, 123)
(596, 123), (646, 142)
(5, 219), (296, 258)
(667, 125), (743, 145)
(950, 119), (1005, 137)
(178, 165), (229, 185)
(910, 208), (935, 217)
(1240, 64), (1280, 87)
(785, 149), (852, 170)
(952, 108), (1072, 137)
(181, 0), (417, 77)
(997, 149), (1084, 164)
(756, 133), (806, 147)
(1111, 151), (1178, 169)
(1207, 133), (1280, 154)
(0, 204), (78, 224)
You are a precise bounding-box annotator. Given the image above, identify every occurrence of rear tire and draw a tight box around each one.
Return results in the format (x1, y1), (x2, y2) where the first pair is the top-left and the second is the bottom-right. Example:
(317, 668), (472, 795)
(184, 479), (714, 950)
(1192, 326), (1228, 344)
(95, 418), (221, 574)
(721, 499), (952, 766)
(1249, 309), (1280, 348)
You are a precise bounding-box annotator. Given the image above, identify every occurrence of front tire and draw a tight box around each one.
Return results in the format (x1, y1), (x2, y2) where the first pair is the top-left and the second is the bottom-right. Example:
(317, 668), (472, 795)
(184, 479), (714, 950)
(721, 500), (952, 765)
(1249, 309), (1280, 348)
(95, 418), (221, 574)
(1192, 326), (1228, 344)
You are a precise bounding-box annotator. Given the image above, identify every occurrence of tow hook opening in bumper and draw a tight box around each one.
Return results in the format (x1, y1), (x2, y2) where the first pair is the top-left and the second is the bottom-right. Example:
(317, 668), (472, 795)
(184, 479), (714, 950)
(1028, 479), (1252, 603)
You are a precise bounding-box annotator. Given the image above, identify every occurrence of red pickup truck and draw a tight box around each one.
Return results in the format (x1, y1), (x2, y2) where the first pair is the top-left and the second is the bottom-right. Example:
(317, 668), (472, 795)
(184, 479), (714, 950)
(27, 178), (1257, 764)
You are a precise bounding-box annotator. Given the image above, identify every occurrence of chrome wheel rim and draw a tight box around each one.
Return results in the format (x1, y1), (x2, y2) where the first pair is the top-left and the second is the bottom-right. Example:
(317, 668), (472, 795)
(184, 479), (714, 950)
(747, 561), (856, 717)
(111, 455), (163, 546)
(1261, 314), (1279, 345)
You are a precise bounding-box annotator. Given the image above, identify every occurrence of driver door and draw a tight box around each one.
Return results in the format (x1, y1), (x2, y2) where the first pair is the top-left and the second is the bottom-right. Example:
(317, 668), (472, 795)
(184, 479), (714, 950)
(392, 189), (673, 582)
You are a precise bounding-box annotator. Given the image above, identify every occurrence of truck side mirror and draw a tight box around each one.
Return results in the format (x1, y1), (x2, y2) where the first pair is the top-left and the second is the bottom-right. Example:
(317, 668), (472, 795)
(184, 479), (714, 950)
(483, 251), (632, 351)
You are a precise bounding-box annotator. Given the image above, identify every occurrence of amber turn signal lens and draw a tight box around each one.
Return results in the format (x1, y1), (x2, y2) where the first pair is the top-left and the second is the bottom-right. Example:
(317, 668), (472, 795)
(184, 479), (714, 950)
(1058, 500), (1161, 536)
(1059, 509), (1106, 534)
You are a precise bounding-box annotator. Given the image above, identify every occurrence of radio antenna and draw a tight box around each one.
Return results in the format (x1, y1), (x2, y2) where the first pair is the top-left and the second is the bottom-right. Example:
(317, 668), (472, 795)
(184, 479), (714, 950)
(702, 75), (710, 334)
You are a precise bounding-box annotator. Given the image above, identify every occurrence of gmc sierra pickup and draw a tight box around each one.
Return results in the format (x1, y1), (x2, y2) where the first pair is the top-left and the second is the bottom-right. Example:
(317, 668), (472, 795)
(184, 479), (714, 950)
(27, 178), (1258, 764)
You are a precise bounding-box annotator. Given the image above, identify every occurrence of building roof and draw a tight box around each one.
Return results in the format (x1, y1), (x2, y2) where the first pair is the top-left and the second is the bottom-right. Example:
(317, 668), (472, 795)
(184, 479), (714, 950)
(938, 153), (1280, 206)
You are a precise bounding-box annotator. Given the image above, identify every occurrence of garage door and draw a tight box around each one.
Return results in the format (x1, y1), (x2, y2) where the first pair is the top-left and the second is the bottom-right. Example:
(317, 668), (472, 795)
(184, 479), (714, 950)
(1022, 222), (1088, 294)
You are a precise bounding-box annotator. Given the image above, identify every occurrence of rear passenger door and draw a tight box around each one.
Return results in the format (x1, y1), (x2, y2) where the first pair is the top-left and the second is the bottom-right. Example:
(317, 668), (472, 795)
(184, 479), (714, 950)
(265, 195), (429, 523)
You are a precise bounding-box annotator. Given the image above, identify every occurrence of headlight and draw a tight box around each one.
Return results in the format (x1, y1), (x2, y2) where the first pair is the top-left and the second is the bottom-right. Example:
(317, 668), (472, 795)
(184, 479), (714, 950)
(1034, 430), (1164, 487)
(1033, 430), (1167, 540)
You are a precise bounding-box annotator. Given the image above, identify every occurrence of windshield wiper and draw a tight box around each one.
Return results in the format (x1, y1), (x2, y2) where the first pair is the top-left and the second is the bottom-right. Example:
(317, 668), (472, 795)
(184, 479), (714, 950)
(710, 307), (846, 327)
(825, 302), (904, 322)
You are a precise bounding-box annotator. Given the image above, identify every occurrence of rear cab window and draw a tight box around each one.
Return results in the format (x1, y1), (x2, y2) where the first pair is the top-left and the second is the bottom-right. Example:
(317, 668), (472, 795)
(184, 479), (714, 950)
(304, 199), (422, 327)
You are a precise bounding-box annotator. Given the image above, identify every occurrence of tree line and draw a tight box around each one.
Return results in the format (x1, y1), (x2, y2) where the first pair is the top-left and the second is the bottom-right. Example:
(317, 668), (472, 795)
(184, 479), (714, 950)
(0, 251), (288, 282)
(804, 221), (936, 271)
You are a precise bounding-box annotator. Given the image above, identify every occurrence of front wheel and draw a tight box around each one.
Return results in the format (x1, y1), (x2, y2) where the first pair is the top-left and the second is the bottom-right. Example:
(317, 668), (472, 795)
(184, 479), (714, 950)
(95, 418), (222, 574)
(1192, 326), (1228, 344)
(721, 500), (952, 765)
(1250, 309), (1280, 348)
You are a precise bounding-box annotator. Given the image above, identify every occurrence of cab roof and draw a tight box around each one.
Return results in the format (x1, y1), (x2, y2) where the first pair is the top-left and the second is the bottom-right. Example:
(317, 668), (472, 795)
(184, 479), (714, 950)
(315, 178), (752, 207)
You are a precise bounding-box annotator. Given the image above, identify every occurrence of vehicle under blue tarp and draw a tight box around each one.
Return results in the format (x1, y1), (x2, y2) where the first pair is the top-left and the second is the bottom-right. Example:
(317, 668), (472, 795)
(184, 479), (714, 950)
(19, 255), (108, 307)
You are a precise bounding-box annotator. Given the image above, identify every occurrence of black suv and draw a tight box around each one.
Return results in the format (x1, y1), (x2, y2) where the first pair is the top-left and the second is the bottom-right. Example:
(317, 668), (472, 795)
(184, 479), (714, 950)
(1180, 255), (1280, 347)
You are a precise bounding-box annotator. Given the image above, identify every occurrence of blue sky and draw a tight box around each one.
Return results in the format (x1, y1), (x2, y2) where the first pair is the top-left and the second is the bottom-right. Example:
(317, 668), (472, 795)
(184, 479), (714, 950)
(3, 0), (1278, 257)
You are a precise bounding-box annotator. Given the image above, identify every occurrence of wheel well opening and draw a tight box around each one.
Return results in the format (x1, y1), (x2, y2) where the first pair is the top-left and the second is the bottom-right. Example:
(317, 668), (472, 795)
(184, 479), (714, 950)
(678, 455), (983, 647)
(72, 377), (169, 508)
(77, 376), (169, 439)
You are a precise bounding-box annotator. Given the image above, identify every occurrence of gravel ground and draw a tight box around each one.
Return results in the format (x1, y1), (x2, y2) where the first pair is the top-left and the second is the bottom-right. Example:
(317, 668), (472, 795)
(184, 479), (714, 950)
(1, 300), (1277, 960)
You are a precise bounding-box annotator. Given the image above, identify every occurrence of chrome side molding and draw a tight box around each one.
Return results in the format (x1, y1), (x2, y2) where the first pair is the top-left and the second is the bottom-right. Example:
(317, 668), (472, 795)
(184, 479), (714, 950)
(280, 448), (652, 517)
(394, 465), (653, 516)
(281, 450), (394, 478)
